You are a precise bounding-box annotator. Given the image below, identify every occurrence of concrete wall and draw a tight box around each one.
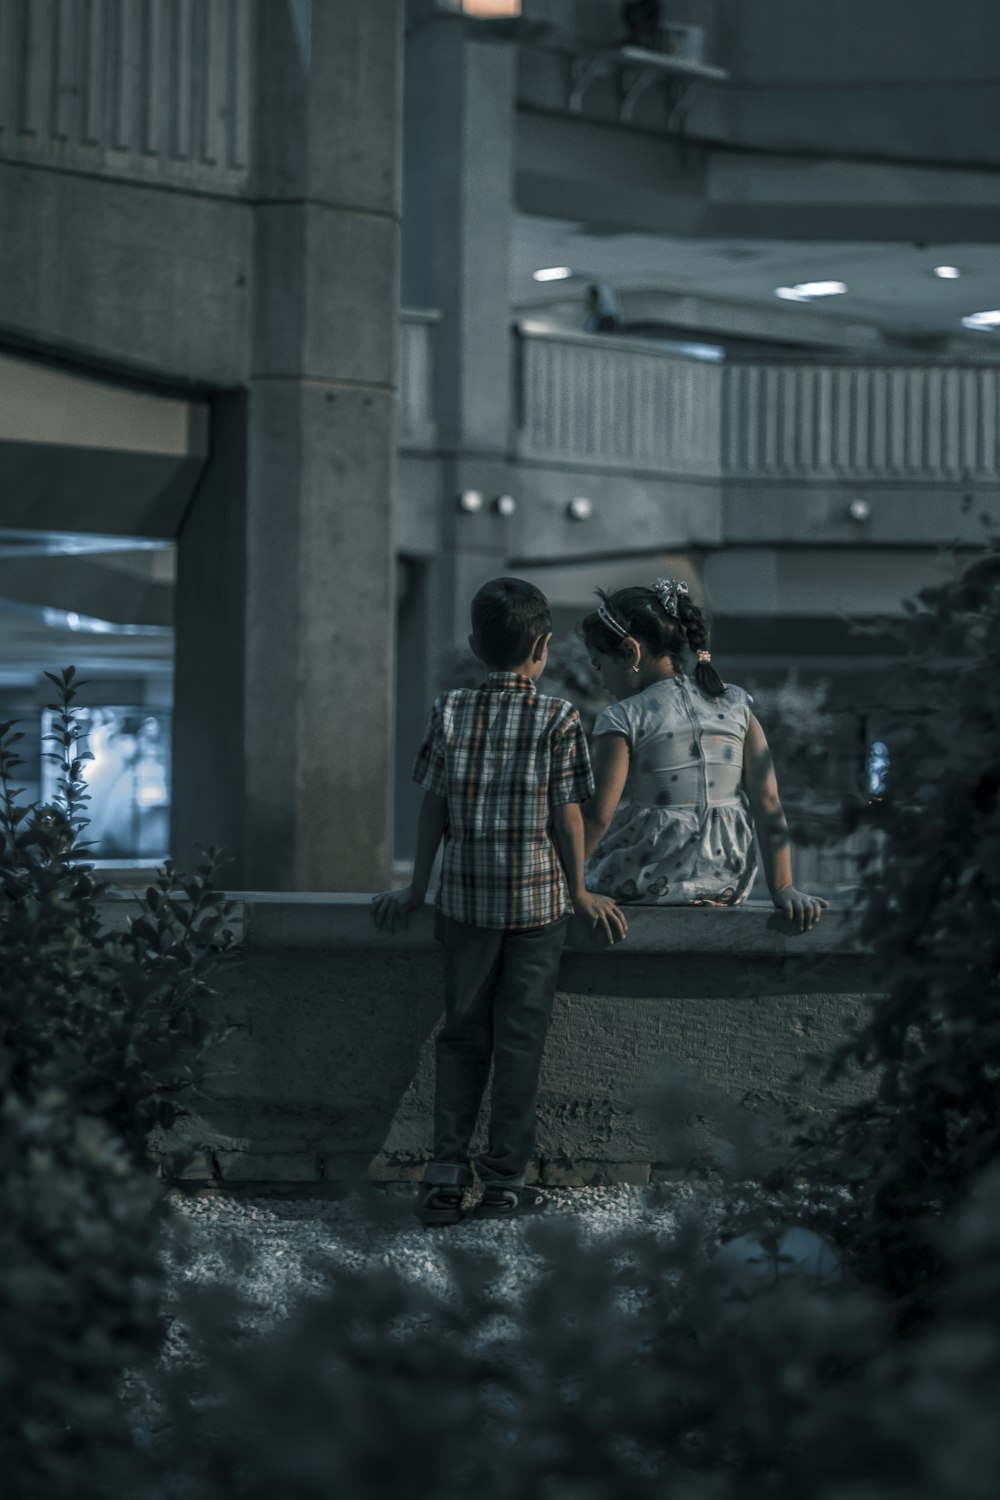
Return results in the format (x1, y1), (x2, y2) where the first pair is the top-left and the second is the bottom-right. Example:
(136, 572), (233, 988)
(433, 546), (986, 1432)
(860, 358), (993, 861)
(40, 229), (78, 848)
(111, 895), (880, 1190)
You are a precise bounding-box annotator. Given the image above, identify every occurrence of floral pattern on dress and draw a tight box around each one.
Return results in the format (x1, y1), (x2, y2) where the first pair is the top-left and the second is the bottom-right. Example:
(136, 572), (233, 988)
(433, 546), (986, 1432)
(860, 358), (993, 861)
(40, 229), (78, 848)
(585, 677), (759, 906)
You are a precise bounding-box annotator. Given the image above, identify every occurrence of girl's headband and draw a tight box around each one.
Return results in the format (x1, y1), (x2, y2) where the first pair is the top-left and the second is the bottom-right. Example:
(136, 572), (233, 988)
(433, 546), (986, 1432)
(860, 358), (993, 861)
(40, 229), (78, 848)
(597, 603), (630, 640)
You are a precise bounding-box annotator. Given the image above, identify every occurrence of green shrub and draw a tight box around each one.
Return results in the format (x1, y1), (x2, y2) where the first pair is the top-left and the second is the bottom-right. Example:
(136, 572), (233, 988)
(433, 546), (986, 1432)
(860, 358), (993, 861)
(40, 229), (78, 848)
(778, 548), (1000, 1307)
(0, 668), (238, 1497)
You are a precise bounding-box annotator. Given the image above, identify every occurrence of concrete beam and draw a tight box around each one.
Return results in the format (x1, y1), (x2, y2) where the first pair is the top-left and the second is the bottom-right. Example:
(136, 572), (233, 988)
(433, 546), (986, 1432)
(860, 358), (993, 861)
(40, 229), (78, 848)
(0, 164), (251, 385)
(516, 111), (1000, 243)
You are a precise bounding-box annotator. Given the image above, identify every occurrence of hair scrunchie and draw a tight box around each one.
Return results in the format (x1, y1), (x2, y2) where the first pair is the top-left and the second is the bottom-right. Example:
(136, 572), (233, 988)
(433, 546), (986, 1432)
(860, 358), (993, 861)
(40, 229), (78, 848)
(649, 577), (689, 618)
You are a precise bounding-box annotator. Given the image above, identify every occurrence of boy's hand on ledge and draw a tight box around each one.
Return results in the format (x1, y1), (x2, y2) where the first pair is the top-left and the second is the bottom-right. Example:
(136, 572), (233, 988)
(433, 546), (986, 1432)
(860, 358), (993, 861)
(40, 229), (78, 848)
(573, 891), (628, 945)
(371, 887), (426, 935)
(773, 886), (829, 932)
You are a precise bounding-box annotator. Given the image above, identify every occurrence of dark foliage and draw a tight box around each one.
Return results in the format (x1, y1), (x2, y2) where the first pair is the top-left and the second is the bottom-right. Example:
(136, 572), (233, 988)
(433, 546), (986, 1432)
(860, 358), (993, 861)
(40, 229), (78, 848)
(779, 548), (1000, 1305)
(147, 1172), (1000, 1500)
(0, 669), (238, 1497)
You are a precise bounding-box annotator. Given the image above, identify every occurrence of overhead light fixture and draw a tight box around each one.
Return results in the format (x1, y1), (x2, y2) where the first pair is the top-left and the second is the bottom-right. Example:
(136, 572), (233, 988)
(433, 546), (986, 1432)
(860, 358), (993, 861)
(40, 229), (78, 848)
(775, 281), (847, 302)
(493, 494), (517, 517)
(461, 0), (521, 14)
(932, 265), (961, 279)
(457, 490), (484, 513)
(961, 310), (1000, 331)
(532, 267), (573, 282)
(566, 496), (593, 521)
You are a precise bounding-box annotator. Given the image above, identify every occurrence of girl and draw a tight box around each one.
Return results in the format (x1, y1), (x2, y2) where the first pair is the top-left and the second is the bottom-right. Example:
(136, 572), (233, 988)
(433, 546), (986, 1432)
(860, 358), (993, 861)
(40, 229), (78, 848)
(580, 578), (826, 931)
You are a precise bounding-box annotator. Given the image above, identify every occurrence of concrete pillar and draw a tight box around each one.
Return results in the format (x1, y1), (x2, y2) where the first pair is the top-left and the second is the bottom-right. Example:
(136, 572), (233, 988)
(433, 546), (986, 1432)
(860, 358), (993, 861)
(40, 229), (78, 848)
(173, 0), (403, 890)
(402, 16), (517, 655)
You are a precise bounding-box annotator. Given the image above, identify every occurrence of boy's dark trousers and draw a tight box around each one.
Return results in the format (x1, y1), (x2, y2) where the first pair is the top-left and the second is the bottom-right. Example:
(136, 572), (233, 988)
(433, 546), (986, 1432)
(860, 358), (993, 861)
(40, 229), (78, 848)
(424, 915), (569, 1190)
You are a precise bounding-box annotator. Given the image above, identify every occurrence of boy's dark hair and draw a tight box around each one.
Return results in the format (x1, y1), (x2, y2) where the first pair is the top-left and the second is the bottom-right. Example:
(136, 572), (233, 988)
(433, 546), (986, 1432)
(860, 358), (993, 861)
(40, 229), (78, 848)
(471, 577), (552, 670)
(580, 585), (727, 698)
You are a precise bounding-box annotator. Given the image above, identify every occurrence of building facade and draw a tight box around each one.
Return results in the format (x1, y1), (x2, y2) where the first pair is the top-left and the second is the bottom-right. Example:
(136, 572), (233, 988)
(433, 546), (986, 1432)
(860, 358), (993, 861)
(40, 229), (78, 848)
(0, 0), (998, 888)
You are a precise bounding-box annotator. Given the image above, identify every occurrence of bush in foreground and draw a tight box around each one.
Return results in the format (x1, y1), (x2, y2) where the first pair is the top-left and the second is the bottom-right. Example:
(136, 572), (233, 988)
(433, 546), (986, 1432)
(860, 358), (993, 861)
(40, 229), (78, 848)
(1, 670), (236, 1498)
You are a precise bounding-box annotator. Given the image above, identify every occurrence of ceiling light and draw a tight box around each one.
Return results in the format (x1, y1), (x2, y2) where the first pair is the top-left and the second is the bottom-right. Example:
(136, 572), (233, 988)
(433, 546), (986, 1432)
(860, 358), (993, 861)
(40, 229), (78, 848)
(458, 490), (484, 513)
(462, 1), (521, 14)
(961, 310), (1000, 331)
(932, 265), (961, 279)
(566, 496), (593, 521)
(532, 267), (573, 282)
(775, 281), (847, 301)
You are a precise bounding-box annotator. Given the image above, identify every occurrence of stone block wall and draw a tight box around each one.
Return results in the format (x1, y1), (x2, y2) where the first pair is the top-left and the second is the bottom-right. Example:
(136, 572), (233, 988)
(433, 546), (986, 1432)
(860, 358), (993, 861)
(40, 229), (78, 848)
(107, 895), (879, 1191)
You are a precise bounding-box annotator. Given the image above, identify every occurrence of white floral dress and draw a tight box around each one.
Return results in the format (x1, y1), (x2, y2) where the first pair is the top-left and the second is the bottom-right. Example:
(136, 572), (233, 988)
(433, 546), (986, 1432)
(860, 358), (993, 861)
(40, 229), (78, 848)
(584, 676), (758, 905)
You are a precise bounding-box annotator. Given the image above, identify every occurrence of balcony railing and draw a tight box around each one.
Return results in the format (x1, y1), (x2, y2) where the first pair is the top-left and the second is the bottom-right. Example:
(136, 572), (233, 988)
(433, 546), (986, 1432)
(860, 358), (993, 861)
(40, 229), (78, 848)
(513, 324), (1000, 486)
(0, 0), (252, 193)
(723, 363), (1000, 483)
(516, 324), (723, 477)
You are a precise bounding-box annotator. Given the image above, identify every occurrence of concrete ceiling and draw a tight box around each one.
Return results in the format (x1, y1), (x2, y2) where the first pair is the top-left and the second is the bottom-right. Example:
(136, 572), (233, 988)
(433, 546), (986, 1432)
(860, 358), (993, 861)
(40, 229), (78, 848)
(512, 213), (1000, 353)
(510, 0), (1000, 354)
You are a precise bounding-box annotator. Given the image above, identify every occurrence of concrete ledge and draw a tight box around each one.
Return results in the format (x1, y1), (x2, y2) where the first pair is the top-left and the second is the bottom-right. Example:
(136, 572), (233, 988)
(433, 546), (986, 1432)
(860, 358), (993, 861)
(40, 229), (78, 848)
(106, 894), (877, 1191)
(105, 891), (865, 956)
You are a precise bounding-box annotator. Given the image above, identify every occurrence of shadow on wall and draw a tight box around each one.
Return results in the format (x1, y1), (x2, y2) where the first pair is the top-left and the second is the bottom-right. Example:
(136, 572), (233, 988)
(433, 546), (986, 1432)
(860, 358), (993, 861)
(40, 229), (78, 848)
(165, 948), (445, 1188)
(153, 906), (876, 1190)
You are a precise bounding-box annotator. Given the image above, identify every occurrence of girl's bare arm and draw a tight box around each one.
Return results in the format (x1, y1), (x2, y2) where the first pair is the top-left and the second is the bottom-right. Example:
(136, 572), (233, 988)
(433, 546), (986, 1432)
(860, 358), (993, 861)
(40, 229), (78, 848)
(583, 733), (631, 859)
(742, 714), (827, 930)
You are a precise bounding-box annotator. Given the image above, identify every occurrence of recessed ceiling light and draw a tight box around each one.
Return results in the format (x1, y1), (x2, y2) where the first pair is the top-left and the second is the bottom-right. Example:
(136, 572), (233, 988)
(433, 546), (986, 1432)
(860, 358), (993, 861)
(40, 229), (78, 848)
(775, 281), (847, 301)
(533, 266), (573, 282)
(962, 310), (1000, 331)
(933, 266), (961, 279)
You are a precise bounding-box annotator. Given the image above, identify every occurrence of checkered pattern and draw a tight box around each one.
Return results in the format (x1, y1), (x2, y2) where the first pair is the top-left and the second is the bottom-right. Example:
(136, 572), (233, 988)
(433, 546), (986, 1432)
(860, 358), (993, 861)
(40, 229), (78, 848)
(413, 671), (594, 929)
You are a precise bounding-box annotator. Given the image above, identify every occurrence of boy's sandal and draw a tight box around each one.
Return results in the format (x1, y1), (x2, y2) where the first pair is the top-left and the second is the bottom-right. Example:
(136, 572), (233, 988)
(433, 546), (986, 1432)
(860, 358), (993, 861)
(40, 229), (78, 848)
(415, 1185), (466, 1227)
(474, 1185), (548, 1219)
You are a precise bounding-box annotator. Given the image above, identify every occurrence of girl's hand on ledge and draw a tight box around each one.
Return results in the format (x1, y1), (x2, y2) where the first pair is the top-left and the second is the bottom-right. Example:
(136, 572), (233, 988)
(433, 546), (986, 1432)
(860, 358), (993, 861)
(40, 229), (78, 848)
(774, 886), (829, 932)
(371, 887), (426, 935)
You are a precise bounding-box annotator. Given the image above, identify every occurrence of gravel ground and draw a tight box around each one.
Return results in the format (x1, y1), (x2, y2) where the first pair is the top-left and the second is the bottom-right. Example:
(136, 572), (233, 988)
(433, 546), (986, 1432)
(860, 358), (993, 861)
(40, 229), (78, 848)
(162, 1181), (720, 1329)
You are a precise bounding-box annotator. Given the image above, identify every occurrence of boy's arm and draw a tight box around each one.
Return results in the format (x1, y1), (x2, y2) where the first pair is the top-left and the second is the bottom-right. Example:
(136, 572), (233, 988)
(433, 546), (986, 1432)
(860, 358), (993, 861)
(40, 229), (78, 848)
(742, 714), (827, 932)
(371, 790), (447, 934)
(582, 733), (630, 858)
(551, 801), (628, 944)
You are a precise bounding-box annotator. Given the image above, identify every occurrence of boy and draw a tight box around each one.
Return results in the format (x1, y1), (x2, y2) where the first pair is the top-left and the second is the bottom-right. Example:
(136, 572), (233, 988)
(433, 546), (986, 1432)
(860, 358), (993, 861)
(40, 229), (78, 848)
(372, 577), (627, 1225)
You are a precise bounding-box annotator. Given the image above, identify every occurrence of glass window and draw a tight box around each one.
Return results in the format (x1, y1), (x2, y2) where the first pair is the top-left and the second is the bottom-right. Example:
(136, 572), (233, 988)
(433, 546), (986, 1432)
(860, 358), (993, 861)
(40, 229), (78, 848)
(41, 706), (171, 861)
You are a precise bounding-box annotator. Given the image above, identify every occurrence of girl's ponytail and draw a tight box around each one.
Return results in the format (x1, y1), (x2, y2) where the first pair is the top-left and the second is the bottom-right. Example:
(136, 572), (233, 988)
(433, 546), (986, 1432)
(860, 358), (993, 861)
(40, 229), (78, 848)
(678, 595), (726, 698)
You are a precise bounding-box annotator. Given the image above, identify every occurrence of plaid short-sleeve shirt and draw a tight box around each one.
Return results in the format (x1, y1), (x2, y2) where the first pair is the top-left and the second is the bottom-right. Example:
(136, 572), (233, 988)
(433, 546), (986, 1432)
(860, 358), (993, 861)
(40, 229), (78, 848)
(413, 671), (595, 930)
